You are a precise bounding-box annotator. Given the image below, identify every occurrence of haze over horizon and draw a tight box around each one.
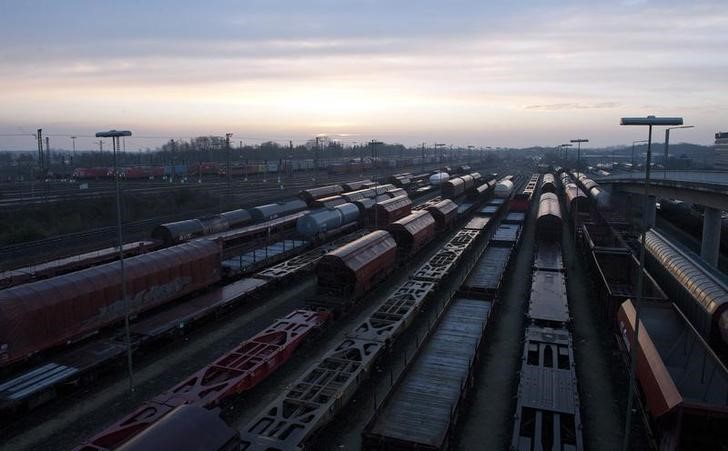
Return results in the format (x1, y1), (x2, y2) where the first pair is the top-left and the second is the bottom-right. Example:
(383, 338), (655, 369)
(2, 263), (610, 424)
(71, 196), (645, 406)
(1, 0), (726, 151)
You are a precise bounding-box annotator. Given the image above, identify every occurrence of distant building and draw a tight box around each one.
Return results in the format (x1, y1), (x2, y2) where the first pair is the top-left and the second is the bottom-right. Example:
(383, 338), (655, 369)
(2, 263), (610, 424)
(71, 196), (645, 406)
(715, 132), (728, 169)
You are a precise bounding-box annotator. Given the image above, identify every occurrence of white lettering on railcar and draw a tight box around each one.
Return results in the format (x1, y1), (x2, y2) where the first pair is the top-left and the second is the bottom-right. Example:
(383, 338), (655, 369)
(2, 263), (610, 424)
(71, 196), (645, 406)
(97, 277), (191, 319)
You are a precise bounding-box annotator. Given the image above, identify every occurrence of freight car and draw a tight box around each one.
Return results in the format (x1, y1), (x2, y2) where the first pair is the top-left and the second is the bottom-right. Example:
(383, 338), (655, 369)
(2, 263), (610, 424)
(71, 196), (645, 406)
(369, 195), (412, 226)
(342, 179), (372, 191)
(584, 242), (667, 324)
(298, 185), (344, 205)
(425, 199), (458, 231)
(0, 240), (222, 367)
(540, 173), (557, 194)
(511, 327), (583, 451)
(536, 192), (562, 242)
(152, 209), (253, 246)
(510, 174), (538, 212)
(564, 183), (590, 215)
(385, 211), (436, 260)
(314, 230), (398, 304)
(309, 195), (347, 209)
(249, 199), (308, 222)
(76, 310), (327, 450)
(644, 229), (728, 347)
(494, 178), (515, 198)
(109, 405), (240, 451)
(511, 207), (585, 451)
(617, 300), (728, 450)
(240, 175), (504, 451)
(468, 179), (495, 201)
(296, 203), (361, 239)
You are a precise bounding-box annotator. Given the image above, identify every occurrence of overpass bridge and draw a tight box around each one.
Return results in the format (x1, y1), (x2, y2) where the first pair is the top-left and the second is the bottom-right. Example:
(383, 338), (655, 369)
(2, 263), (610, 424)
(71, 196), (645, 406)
(595, 171), (728, 266)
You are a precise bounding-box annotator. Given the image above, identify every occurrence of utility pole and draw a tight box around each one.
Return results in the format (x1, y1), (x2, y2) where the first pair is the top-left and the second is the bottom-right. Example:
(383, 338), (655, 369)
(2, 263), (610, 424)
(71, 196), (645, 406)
(421, 143), (425, 165)
(225, 133), (233, 201)
(36, 129), (44, 177)
(314, 136), (320, 183)
(71, 136), (77, 164)
(45, 136), (50, 177)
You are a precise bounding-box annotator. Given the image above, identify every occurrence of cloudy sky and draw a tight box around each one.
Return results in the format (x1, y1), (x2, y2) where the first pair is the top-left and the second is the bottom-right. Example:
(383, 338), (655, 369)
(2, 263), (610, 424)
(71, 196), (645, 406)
(0, 0), (726, 150)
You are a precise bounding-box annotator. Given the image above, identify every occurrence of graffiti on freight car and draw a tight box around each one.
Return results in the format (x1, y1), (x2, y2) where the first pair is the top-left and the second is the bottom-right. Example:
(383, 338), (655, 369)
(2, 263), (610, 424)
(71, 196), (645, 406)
(97, 277), (192, 319)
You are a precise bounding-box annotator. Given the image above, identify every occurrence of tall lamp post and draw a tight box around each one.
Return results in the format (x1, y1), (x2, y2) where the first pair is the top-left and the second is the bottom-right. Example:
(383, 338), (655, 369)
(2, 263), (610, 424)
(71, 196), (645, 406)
(560, 143), (572, 168)
(95, 129), (134, 393)
(570, 138), (589, 244)
(619, 115), (683, 451)
(70, 136), (77, 165)
(663, 125), (694, 178)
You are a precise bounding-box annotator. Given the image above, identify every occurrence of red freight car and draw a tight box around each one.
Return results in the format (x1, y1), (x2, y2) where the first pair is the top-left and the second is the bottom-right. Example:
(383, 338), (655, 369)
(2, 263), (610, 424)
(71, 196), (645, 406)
(426, 199), (458, 232)
(617, 300), (728, 450)
(315, 230), (397, 300)
(0, 240), (221, 366)
(72, 167), (113, 179)
(386, 211), (436, 259)
(369, 195), (412, 227)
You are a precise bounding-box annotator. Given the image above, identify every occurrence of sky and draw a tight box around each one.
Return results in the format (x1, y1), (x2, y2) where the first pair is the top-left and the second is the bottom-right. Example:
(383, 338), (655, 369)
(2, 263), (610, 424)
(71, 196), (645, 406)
(0, 0), (726, 151)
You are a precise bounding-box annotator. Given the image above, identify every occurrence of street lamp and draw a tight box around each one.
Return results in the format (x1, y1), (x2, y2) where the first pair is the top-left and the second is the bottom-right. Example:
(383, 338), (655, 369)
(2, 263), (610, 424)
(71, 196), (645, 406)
(70, 136), (77, 164)
(664, 125), (694, 177)
(560, 143), (572, 167)
(618, 115), (683, 451)
(631, 139), (648, 169)
(95, 129), (134, 393)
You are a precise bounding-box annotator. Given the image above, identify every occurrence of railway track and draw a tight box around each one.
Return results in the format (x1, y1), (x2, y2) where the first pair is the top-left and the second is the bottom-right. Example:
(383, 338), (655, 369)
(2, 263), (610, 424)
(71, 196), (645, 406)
(0, 162), (461, 269)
